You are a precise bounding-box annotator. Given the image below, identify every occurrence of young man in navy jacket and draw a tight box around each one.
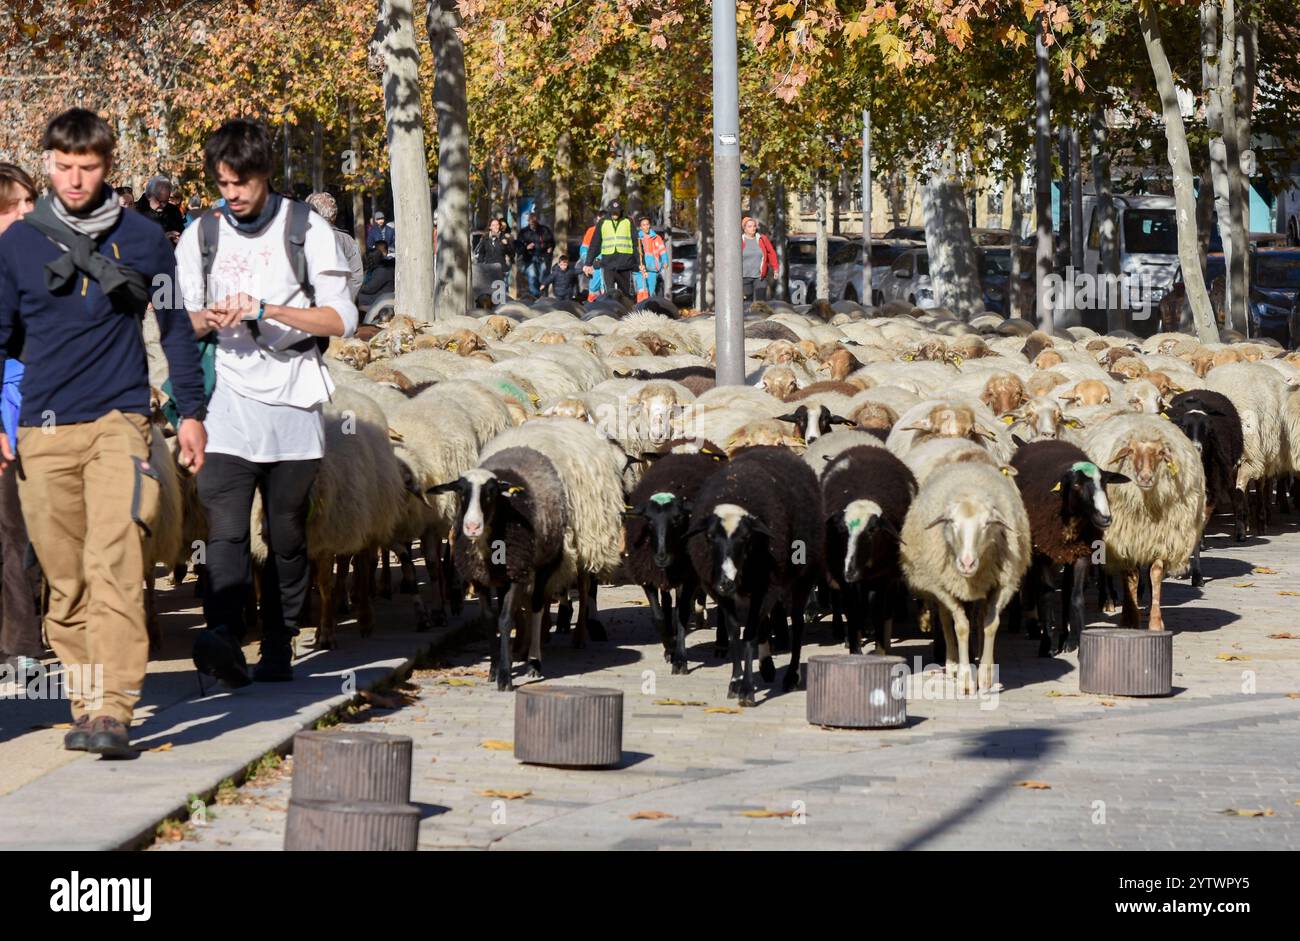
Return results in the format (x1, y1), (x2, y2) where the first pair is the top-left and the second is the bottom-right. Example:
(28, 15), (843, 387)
(0, 109), (208, 758)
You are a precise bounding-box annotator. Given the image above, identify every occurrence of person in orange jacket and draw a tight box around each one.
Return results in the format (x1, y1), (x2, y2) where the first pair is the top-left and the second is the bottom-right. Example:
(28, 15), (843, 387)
(741, 215), (779, 302)
(634, 216), (669, 302)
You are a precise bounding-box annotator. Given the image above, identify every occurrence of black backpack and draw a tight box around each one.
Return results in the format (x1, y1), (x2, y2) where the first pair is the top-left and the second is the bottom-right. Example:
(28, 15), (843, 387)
(197, 199), (329, 355)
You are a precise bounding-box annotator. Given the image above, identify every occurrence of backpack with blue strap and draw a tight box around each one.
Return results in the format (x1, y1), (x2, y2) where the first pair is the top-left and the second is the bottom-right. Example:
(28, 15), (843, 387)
(161, 199), (328, 430)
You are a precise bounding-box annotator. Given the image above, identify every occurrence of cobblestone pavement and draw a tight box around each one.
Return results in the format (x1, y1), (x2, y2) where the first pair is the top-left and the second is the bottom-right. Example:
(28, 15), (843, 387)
(154, 523), (1300, 851)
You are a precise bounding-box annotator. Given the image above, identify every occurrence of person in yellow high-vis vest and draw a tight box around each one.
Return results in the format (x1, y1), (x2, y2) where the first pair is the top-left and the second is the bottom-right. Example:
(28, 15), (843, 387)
(582, 200), (636, 300)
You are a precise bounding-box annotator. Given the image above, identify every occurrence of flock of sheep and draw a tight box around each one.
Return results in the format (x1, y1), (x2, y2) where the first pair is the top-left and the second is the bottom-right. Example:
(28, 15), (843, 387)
(144, 293), (1300, 706)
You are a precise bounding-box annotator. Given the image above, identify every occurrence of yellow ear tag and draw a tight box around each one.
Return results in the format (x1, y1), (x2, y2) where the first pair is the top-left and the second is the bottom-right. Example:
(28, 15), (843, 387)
(1159, 412), (1170, 421)
(1001, 466), (1012, 476)
(1051, 481), (1062, 492)
(1002, 415), (1016, 425)
(446, 341), (459, 351)
(952, 354), (964, 366)
(903, 353), (915, 362)
(1065, 419), (1080, 429)
(1166, 460), (1178, 477)
(507, 485), (525, 495)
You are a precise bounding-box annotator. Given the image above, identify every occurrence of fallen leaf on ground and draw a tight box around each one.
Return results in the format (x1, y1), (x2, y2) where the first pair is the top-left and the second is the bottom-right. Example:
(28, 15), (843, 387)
(1045, 690), (1078, 698)
(147, 742), (174, 753)
(1218, 808), (1273, 817)
(628, 810), (675, 820)
(1216, 653), (1249, 661)
(705, 707), (741, 714)
(1278, 591), (1300, 597)
(1268, 633), (1300, 640)
(480, 739), (513, 751)
(653, 698), (706, 707)
(1099, 700), (1116, 707)
(1232, 582), (1256, 589)
(443, 678), (476, 686)
(478, 788), (531, 800)
(1252, 567), (1279, 575)
(1288, 693), (1300, 700)
(740, 808), (797, 818)
(1017, 780), (1052, 790)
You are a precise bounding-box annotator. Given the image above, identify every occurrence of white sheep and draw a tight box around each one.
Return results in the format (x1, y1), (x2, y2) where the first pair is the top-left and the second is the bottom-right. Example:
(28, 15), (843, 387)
(900, 462), (1031, 692)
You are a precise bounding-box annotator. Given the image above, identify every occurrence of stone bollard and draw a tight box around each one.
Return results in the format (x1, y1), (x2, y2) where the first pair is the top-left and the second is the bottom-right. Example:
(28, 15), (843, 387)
(806, 654), (908, 729)
(285, 731), (419, 851)
(514, 686), (623, 768)
(1079, 628), (1173, 697)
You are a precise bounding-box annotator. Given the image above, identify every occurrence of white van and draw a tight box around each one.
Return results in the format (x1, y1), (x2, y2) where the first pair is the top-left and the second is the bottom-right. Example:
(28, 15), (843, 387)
(1082, 193), (1179, 313)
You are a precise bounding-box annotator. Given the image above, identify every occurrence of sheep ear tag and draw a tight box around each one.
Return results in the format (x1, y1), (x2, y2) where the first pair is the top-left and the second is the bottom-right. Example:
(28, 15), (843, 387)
(505, 485), (526, 496)
(1001, 415), (1016, 425)
(1051, 481), (1062, 492)
(1166, 460), (1178, 477)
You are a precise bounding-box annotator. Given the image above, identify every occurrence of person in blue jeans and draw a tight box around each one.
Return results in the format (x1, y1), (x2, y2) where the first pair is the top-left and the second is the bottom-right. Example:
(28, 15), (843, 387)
(517, 212), (554, 297)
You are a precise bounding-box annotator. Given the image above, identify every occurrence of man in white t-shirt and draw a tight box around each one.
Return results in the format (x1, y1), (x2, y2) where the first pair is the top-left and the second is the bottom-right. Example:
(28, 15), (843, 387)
(176, 119), (358, 685)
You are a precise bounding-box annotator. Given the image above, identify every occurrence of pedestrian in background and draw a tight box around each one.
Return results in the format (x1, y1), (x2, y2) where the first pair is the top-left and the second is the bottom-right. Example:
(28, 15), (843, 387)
(578, 209), (605, 302)
(0, 163), (42, 680)
(634, 215), (668, 301)
(740, 215), (778, 302)
(584, 199), (636, 299)
(307, 191), (364, 300)
(135, 174), (184, 244)
(540, 253), (580, 301)
(474, 217), (514, 297)
(517, 211), (555, 297)
(366, 210), (395, 251)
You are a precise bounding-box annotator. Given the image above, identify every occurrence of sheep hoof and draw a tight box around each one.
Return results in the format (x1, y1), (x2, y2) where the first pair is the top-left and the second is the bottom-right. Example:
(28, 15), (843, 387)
(359, 620), (374, 639)
(1234, 522), (1247, 542)
(1062, 635), (1080, 654)
(587, 619), (607, 641)
(727, 678), (740, 699)
(737, 688), (757, 708)
(526, 659), (543, 679)
(671, 658), (688, 676)
(662, 646), (673, 664)
(1102, 602), (1120, 616)
(1191, 571), (1204, 588)
(781, 666), (801, 692)
(312, 633), (337, 652)
(758, 656), (776, 682)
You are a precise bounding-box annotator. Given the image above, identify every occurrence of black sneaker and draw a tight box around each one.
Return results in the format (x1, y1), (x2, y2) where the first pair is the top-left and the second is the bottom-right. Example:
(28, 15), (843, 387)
(192, 626), (252, 689)
(252, 639), (294, 682)
(86, 717), (136, 759)
(63, 714), (92, 752)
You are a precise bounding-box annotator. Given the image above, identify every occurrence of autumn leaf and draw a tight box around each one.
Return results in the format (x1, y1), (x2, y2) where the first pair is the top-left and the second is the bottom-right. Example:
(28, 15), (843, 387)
(628, 810), (675, 820)
(1232, 583), (1256, 589)
(1099, 700), (1116, 707)
(480, 739), (514, 751)
(705, 707), (742, 714)
(1267, 633), (1300, 640)
(653, 698), (706, 707)
(443, 678), (476, 687)
(478, 788), (531, 800)
(1218, 808), (1273, 817)
(741, 808), (797, 818)
(148, 742), (174, 753)
(1278, 591), (1300, 597)
(1251, 567), (1279, 575)
(1216, 653), (1249, 662)
(1017, 780), (1052, 790)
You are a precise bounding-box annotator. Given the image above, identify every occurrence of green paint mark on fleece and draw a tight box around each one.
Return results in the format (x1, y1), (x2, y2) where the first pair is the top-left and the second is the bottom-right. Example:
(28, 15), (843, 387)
(650, 492), (676, 506)
(847, 517), (864, 532)
(1071, 461), (1100, 477)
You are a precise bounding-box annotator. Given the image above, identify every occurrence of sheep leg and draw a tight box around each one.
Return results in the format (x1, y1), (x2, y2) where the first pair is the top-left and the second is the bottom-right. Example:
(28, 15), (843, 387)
(355, 547), (376, 638)
(671, 583), (692, 675)
(872, 590), (894, 655)
(843, 587), (865, 655)
(395, 542), (417, 595)
(783, 583), (809, 692)
(1231, 478), (1248, 541)
(739, 593), (766, 707)
(1063, 558), (1089, 653)
(720, 600), (743, 699)
(770, 602), (790, 653)
(645, 585), (671, 659)
(1022, 567), (1042, 638)
(583, 580), (606, 641)
(443, 539), (464, 617)
(977, 587), (1015, 692)
(1039, 560), (1065, 658)
(937, 605), (958, 680)
(495, 581), (522, 691)
(420, 530), (447, 628)
(829, 584), (845, 643)
(1147, 560), (1166, 632)
(950, 603), (975, 695)
(1121, 570), (1141, 629)
(314, 556), (338, 650)
(333, 556), (350, 617)
(713, 602), (729, 659)
(526, 580), (546, 678)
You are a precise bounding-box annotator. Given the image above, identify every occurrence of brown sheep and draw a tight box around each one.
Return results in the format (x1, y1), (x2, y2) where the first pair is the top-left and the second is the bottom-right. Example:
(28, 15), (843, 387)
(636, 331), (677, 356)
(1026, 370), (1069, 398)
(1060, 379), (1111, 407)
(819, 347), (864, 381)
(481, 314), (515, 340)
(899, 403), (996, 443)
(761, 366), (800, 400)
(948, 334), (992, 360)
(442, 329), (489, 355)
(1021, 330), (1055, 363)
(757, 339), (803, 365)
(1034, 348), (1065, 370)
(1143, 370), (1183, 400)
(980, 373), (1028, 416)
(851, 401), (898, 431)
(1109, 357), (1148, 380)
(332, 337), (371, 370)
(535, 330), (570, 345)
(787, 380), (862, 402)
(723, 419), (805, 454)
(1100, 346), (1138, 368)
(795, 339), (820, 362)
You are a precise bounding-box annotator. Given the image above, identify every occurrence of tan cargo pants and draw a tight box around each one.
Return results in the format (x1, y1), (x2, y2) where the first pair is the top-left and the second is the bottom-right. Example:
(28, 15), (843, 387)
(17, 410), (158, 724)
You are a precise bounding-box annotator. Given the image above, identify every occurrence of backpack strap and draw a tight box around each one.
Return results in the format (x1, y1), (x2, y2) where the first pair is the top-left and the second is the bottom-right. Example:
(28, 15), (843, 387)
(284, 199), (316, 308)
(197, 209), (222, 308)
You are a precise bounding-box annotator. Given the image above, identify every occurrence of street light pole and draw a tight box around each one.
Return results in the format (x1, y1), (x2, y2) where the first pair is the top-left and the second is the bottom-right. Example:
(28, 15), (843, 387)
(712, 0), (744, 386)
(861, 108), (873, 304)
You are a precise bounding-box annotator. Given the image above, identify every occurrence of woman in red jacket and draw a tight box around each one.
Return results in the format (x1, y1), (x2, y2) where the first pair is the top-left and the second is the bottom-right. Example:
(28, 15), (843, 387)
(741, 215), (779, 302)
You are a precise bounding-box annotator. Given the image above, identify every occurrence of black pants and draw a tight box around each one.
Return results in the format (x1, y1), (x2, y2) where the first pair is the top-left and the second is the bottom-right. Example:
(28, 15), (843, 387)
(602, 267), (633, 299)
(0, 462), (42, 659)
(742, 277), (770, 303)
(197, 453), (320, 645)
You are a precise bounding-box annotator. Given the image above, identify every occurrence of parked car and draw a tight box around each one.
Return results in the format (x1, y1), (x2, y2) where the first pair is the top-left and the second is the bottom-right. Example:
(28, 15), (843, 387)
(878, 248), (935, 307)
(1248, 249), (1300, 346)
(670, 238), (698, 305)
(1083, 193), (1178, 313)
(883, 225), (926, 242)
(843, 238), (923, 304)
(980, 246), (1036, 316)
(786, 235), (856, 302)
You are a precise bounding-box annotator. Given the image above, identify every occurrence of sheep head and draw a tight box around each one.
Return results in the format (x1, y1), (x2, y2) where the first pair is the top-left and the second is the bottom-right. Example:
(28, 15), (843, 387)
(624, 490), (694, 570)
(635, 331), (677, 356)
(427, 468), (527, 543)
(818, 347), (862, 381)
(926, 498), (1013, 578)
(758, 339), (802, 365)
(481, 314), (514, 340)
(832, 498), (899, 585)
(850, 401), (897, 431)
(1026, 370), (1068, 398)
(685, 503), (770, 598)
(761, 366), (800, 401)
(1109, 356), (1148, 380)
(540, 398), (590, 422)
(1033, 348), (1065, 370)
(1006, 396), (1064, 441)
(630, 382), (687, 442)
(535, 330), (570, 346)
(1123, 379), (1163, 415)
(980, 374), (1028, 416)
(776, 403), (855, 444)
(1143, 371), (1182, 400)
(1060, 379), (1110, 407)
(1054, 460), (1130, 530)
(334, 338), (372, 370)
(1106, 437), (1176, 491)
(901, 404), (995, 444)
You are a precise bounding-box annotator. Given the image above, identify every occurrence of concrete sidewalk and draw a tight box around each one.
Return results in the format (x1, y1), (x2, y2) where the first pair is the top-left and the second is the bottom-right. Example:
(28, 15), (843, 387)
(0, 570), (475, 850)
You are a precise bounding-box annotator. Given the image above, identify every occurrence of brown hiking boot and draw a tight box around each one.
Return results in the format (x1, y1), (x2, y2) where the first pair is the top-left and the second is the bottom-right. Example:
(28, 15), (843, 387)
(63, 715), (92, 752)
(85, 717), (136, 760)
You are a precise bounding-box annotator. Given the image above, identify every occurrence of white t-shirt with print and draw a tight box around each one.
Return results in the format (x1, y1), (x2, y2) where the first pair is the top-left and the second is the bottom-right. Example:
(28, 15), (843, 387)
(175, 200), (359, 462)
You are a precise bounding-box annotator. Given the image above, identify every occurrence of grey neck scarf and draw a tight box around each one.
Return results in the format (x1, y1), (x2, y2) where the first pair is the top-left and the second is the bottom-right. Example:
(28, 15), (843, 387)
(49, 184), (122, 240)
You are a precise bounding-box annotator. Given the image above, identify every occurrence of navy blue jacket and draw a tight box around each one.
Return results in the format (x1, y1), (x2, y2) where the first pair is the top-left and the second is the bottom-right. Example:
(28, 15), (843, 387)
(0, 208), (206, 427)
(541, 263), (581, 300)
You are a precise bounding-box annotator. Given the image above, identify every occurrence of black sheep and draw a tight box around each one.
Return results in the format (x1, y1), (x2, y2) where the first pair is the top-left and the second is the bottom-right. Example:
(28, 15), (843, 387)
(1010, 439), (1129, 655)
(687, 447), (825, 705)
(1167, 390), (1245, 579)
(623, 450), (727, 673)
(776, 403), (857, 445)
(820, 446), (916, 654)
